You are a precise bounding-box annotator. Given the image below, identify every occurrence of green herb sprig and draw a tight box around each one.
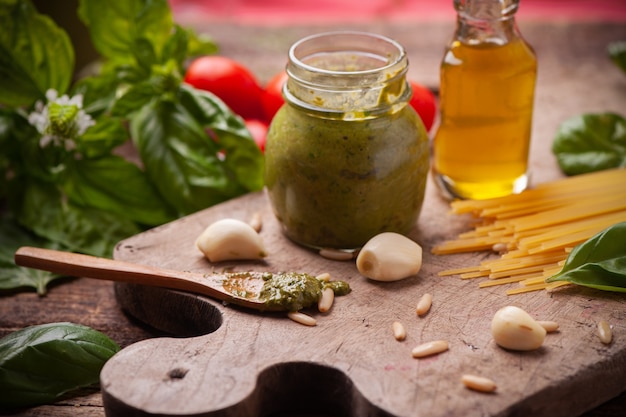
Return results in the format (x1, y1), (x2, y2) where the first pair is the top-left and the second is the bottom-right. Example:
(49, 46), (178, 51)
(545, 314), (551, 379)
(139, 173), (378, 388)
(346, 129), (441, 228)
(0, 0), (264, 294)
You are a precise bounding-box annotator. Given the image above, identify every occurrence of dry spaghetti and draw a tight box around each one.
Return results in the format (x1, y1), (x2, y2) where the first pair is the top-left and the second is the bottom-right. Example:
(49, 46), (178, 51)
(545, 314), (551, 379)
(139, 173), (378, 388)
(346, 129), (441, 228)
(433, 168), (626, 294)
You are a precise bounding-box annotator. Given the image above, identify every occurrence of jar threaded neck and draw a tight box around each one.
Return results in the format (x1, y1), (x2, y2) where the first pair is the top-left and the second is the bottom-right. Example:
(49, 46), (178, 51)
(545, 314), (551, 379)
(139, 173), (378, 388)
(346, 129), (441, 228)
(284, 31), (411, 119)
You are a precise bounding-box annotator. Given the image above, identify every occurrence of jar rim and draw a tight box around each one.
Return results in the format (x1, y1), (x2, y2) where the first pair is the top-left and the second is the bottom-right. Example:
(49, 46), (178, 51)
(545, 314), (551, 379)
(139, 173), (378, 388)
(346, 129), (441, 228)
(288, 30), (406, 76)
(284, 31), (411, 118)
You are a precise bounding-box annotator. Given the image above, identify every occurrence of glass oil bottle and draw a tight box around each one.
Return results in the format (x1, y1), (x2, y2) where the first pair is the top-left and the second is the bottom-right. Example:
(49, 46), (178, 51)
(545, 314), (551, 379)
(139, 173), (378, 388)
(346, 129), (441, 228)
(432, 0), (537, 200)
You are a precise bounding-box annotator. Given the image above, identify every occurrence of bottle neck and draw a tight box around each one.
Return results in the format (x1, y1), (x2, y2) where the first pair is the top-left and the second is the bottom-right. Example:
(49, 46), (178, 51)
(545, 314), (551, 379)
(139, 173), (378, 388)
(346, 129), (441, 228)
(454, 0), (520, 45)
(284, 31), (411, 119)
(454, 0), (519, 19)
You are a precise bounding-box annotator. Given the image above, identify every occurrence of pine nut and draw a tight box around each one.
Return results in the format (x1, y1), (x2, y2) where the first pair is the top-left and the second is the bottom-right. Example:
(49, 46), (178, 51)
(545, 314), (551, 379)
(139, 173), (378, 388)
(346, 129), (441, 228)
(461, 374), (497, 393)
(287, 311), (317, 327)
(537, 320), (559, 333)
(598, 320), (613, 345)
(492, 243), (508, 253)
(411, 340), (449, 358)
(416, 293), (433, 316)
(317, 287), (335, 313)
(392, 321), (407, 341)
(319, 248), (354, 261)
(315, 272), (331, 282)
(248, 212), (263, 232)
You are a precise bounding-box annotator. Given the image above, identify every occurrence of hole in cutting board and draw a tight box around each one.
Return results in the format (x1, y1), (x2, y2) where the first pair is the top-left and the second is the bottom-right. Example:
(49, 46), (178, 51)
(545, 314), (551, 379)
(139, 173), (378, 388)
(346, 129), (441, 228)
(229, 362), (395, 417)
(114, 282), (223, 337)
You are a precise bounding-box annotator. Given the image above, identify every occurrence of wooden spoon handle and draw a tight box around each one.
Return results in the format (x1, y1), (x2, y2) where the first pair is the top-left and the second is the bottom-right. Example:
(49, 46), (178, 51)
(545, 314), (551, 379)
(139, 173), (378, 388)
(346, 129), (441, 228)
(15, 246), (186, 283)
(13, 245), (229, 299)
(15, 246), (273, 311)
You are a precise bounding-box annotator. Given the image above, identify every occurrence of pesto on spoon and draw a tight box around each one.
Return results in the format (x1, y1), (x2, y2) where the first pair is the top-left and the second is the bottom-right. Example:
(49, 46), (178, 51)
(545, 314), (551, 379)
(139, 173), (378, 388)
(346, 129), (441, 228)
(15, 246), (350, 312)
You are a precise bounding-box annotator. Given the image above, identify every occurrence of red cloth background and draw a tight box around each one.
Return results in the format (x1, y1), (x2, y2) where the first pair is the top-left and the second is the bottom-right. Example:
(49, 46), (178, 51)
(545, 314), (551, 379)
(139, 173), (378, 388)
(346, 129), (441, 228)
(169, 0), (626, 25)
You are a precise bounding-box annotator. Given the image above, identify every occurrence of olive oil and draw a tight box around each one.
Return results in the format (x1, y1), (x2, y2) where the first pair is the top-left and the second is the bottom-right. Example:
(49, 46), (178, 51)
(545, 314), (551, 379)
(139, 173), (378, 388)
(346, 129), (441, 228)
(432, 0), (537, 200)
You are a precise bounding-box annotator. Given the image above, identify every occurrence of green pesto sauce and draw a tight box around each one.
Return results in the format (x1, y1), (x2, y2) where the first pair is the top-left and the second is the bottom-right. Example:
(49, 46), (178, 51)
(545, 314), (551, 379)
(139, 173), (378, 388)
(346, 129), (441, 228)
(265, 104), (429, 250)
(259, 272), (351, 311)
(323, 280), (351, 296)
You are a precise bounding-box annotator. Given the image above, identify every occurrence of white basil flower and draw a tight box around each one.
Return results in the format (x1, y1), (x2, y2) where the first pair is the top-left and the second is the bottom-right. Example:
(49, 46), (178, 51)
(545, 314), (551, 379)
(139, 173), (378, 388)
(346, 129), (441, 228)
(28, 89), (95, 151)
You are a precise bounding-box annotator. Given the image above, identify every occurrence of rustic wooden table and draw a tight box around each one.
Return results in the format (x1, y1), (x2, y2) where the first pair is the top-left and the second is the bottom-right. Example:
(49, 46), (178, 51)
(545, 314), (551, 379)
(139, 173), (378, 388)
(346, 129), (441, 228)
(1, 19), (625, 417)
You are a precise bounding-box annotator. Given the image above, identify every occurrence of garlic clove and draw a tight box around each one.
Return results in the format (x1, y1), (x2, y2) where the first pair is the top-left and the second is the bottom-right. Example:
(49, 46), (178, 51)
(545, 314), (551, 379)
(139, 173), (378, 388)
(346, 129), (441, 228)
(196, 218), (267, 262)
(356, 232), (422, 281)
(491, 306), (546, 351)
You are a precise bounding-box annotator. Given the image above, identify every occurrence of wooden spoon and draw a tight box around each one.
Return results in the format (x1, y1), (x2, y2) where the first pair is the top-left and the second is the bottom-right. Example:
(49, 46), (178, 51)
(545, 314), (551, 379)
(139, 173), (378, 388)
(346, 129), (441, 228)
(14, 246), (281, 311)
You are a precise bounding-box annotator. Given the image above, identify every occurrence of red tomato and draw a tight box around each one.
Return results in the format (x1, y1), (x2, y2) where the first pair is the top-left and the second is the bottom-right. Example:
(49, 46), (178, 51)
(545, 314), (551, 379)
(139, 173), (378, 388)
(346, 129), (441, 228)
(261, 70), (288, 123)
(185, 56), (265, 120)
(245, 119), (268, 152)
(409, 80), (437, 132)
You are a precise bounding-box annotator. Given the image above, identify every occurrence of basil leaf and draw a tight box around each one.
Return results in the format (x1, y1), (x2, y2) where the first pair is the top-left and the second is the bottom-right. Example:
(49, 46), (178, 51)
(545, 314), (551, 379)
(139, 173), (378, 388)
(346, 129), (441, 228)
(0, 266), (56, 297)
(110, 81), (158, 118)
(0, 108), (18, 198)
(131, 37), (157, 77)
(552, 113), (626, 175)
(63, 155), (176, 226)
(161, 25), (190, 68)
(130, 96), (236, 215)
(17, 180), (140, 258)
(0, 215), (61, 295)
(77, 117), (128, 159)
(71, 72), (120, 118)
(0, 0), (74, 107)
(0, 322), (120, 409)
(162, 25), (218, 67)
(179, 85), (264, 192)
(546, 222), (626, 292)
(78, 0), (173, 64)
(185, 27), (219, 58)
(2, 112), (54, 185)
(608, 40), (626, 74)
(131, 86), (264, 215)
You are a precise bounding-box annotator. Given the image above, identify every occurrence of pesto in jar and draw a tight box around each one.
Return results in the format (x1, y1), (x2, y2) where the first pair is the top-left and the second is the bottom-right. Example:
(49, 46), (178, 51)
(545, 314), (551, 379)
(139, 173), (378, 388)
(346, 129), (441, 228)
(265, 104), (429, 250)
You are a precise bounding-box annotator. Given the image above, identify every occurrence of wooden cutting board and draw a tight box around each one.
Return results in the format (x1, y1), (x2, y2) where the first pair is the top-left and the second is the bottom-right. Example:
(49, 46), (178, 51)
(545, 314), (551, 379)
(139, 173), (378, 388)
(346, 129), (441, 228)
(102, 177), (625, 417)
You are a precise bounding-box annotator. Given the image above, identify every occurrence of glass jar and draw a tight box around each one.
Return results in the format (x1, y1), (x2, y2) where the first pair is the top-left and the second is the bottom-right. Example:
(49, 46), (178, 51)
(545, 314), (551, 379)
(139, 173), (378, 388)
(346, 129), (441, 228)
(265, 31), (430, 251)
(432, 0), (537, 200)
